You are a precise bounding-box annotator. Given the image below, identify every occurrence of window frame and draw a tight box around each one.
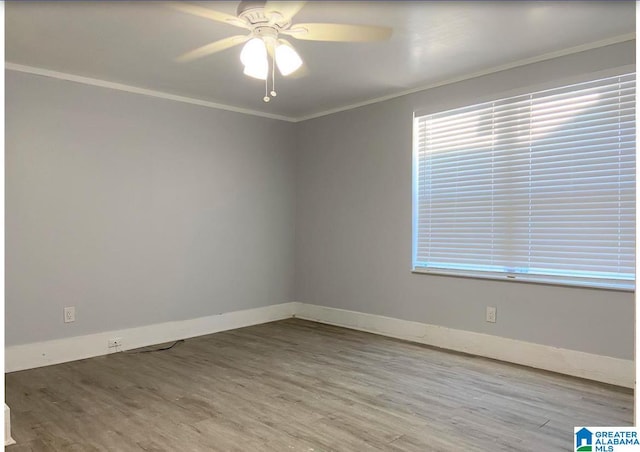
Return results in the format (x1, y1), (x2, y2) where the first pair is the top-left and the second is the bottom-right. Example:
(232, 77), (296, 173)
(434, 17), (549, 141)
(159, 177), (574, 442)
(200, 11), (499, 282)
(411, 67), (636, 292)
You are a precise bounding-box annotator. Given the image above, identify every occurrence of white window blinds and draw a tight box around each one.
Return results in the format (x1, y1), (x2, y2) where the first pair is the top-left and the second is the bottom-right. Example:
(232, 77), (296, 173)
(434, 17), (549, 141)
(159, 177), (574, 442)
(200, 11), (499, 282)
(413, 73), (635, 289)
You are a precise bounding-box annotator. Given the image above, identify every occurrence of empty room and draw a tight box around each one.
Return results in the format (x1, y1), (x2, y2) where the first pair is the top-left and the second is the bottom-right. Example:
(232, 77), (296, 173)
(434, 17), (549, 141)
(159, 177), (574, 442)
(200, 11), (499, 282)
(4, 1), (636, 451)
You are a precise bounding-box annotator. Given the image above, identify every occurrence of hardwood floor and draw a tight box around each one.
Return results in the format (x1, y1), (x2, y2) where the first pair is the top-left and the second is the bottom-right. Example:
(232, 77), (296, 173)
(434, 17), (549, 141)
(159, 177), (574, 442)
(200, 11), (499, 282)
(5, 319), (633, 451)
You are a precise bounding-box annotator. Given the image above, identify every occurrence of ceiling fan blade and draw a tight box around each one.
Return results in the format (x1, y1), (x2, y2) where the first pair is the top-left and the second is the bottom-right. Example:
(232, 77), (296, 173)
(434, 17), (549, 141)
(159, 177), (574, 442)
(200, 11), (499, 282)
(169, 2), (249, 29)
(177, 35), (250, 63)
(264, 1), (306, 21)
(283, 23), (392, 42)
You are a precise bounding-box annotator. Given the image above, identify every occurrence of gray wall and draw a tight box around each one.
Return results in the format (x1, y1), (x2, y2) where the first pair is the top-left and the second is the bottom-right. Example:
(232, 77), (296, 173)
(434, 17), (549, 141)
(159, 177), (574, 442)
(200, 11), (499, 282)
(6, 71), (296, 345)
(294, 41), (636, 360)
(6, 41), (635, 361)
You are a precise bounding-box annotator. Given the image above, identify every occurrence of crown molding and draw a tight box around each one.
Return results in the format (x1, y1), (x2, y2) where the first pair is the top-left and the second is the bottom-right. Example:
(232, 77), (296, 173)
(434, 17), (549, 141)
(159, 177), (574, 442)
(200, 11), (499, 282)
(4, 62), (297, 123)
(5, 33), (635, 123)
(295, 33), (636, 122)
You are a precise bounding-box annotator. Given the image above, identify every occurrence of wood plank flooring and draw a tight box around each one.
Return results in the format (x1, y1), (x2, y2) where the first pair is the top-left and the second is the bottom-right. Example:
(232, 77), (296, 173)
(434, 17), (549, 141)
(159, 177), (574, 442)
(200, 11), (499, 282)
(5, 318), (633, 451)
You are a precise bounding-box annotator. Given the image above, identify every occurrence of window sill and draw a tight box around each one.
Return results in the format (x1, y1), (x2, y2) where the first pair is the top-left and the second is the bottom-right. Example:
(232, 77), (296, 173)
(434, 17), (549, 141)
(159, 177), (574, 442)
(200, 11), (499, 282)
(411, 268), (635, 292)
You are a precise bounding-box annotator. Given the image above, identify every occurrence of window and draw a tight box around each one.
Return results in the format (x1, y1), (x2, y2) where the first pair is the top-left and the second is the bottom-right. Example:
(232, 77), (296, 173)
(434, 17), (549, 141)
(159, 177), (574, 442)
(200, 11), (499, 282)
(413, 73), (635, 290)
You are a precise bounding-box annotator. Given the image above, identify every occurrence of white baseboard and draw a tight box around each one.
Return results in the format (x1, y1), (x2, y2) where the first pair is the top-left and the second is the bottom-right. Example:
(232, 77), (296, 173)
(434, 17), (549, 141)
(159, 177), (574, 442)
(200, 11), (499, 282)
(5, 301), (633, 388)
(293, 303), (634, 388)
(5, 302), (296, 373)
(5, 404), (15, 446)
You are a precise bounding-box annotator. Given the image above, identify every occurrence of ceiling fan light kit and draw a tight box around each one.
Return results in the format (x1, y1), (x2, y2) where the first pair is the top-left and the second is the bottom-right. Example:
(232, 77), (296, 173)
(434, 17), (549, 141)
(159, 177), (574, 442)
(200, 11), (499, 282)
(172, 1), (392, 103)
(275, 41), (303, 76)
(240, 37), (268, 79)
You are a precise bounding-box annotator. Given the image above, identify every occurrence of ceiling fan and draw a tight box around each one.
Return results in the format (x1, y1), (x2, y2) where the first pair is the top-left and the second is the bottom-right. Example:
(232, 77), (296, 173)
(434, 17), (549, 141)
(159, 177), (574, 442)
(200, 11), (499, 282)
(171, 1), (392, 102)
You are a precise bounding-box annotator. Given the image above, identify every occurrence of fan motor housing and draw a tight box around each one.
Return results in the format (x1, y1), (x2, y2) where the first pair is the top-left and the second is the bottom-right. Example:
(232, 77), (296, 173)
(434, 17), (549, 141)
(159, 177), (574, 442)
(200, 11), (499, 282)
(237, 0), (290, 29)
(253, 26), (278, 41)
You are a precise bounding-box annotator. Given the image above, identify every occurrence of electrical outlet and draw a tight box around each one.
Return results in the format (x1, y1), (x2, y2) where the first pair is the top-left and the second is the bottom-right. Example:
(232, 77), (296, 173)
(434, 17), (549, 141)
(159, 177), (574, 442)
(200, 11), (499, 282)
(108, 338), (122, 348)
(486, 306), (497, 323)
(64, 306), (75, 323)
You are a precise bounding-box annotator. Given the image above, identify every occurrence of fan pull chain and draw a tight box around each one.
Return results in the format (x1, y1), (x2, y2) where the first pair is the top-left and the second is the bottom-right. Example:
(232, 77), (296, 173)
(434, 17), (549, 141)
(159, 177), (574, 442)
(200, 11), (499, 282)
(263, 47), (277, 103)
(270, 50), (277, 98)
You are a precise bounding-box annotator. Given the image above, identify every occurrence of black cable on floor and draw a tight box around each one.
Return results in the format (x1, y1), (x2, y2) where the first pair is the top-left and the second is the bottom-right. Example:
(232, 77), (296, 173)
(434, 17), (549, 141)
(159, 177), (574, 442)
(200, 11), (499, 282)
(124, 340), (185, 354)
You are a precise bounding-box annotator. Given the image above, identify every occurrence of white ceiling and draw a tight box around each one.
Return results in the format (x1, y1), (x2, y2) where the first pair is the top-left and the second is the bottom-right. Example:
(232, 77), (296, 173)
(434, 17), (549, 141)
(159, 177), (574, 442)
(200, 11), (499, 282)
(6, 1), (636, 120)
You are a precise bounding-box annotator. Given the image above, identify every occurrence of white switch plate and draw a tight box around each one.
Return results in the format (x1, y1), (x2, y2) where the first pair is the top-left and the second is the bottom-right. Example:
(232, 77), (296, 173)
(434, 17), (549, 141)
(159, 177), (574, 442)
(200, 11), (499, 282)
(486, 306), (497, 323)
(64, 306), (75, 323)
